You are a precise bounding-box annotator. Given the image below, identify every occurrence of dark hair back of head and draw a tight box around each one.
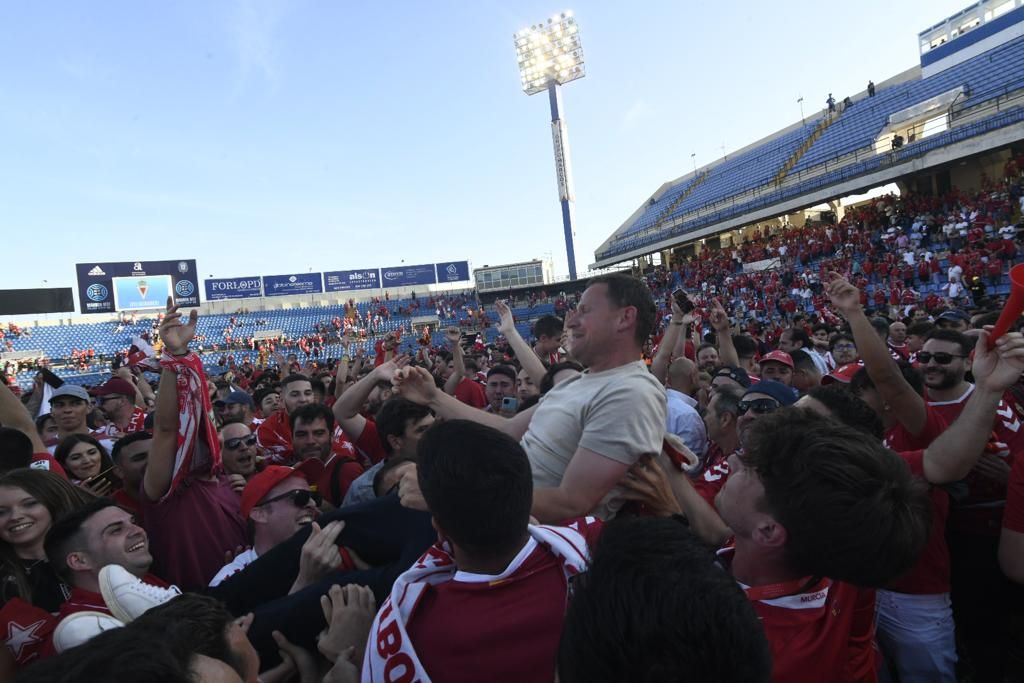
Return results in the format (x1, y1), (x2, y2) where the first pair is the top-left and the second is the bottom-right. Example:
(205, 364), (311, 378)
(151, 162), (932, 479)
(375, 398), (432, 456)
(850, 362), (923, 398)
(558, 517), (771, 683)
(805, 385), (883, 439)
(588, 274), (656, 345)
(731, 335), (757, 358)
(533, 315), (564, 339)
(417, 420), (532, 556)
(0, 428), (33, 473)
(789, 349), (819, 374)
(743, 409), (931, 586)
(540, 361), (583, 394)
(288, 403), (335, 434)
(906, 322), (934, 338)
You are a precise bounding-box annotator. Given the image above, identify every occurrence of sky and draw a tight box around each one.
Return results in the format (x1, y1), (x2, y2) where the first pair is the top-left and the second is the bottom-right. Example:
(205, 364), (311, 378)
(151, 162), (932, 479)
(0, 0), (971, 298)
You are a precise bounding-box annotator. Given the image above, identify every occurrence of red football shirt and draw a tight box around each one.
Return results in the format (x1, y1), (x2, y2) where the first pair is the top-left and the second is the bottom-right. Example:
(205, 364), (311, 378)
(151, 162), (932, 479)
(405, 518), (603, 683)
(691, 443), (735, 506)
(928, 385), (1021, 536)
(1004, 449), (1024, 533)
(719, 548), (878, 683)
(454, 378), (488, 410)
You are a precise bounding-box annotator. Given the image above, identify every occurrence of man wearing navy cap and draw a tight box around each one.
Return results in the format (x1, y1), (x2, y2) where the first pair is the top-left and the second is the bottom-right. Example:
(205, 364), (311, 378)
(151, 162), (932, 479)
(935, 309), (970, 333)
(214, 391), (256, 429)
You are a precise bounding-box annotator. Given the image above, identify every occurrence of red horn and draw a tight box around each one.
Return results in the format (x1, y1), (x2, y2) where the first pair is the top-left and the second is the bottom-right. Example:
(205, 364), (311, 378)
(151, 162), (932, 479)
(988, 263), (1024, 348)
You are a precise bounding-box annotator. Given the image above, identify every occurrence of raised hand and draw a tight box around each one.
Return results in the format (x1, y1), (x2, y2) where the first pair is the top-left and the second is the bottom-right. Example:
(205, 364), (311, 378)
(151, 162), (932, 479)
(290, 521), (345, 594)
(391, 366), (438, 405)
(374, 354), (411, 382)
(973, 330), (1024, 393)
(708, 298), (730, 333)
(618, 455), (682, 517)
(495, 301), (516, 336)
(317, 584), (377, 663)
(445, 326), (462, 346)
(158, 297), (197, 356)
(824, 271), (862, 316)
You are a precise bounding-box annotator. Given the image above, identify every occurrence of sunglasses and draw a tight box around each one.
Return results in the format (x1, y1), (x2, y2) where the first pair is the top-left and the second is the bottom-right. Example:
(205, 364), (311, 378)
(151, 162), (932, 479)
(737, 398), (780, 416)
(257, 489), (322, 509)
(224, 435), (257, 450)
(917, 352), (967, 365)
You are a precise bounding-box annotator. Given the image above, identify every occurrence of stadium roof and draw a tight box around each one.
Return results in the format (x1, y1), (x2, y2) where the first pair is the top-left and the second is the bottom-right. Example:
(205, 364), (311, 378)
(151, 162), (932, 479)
(593, 1), (1024, 268)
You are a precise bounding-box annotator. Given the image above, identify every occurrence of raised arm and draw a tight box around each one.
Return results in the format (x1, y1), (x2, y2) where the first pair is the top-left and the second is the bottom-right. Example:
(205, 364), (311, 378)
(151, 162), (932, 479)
(333, 355), (410, 441)
(393, 365), (535, 441)
(649, 300), (688, 385)
(143, 299), (198, 502)
(495, 301), (547, 386)
(442, 328), (467, 397)
(922, 331), (1024, 483)
(709, 299), (739, 367)
(333, 333), (353, 400)
(826, 273), (927, 435)
(0, 381), (45, 453)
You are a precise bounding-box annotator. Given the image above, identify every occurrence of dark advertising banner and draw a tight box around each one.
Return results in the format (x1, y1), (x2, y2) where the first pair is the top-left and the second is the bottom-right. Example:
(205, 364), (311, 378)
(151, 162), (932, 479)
(380, 263), (437, 289)
(435, 261), (470, 283)
(204, 277), (264, 301)
(262, 273), (323, 297)
(324, 269), (380, 292)
(0, 288), (75, 315)
(75, 260), (199, 314)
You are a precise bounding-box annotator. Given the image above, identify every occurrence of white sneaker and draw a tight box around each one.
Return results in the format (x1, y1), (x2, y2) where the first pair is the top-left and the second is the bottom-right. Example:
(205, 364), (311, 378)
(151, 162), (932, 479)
(98, 564), (181, 623)
(52, 611), (125, 652)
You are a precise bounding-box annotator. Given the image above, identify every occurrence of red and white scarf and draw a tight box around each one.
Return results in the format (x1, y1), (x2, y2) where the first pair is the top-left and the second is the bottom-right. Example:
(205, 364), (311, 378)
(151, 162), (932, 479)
(362, 523), (591, 683)
(158, 352), (221, 501)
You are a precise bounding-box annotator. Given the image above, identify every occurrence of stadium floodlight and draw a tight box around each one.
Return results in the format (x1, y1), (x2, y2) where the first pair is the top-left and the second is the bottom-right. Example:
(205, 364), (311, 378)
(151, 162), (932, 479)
(514, 11), (585, 281)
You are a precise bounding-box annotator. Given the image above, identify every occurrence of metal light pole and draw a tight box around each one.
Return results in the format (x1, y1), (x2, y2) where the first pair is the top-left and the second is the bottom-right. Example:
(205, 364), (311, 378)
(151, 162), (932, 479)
(797, 96), (805, 124)
(514, 11), (585, 281)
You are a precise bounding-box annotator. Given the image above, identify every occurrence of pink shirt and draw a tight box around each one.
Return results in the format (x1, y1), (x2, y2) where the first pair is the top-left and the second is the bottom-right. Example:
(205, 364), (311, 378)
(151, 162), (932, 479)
(140, 475), (247, 591)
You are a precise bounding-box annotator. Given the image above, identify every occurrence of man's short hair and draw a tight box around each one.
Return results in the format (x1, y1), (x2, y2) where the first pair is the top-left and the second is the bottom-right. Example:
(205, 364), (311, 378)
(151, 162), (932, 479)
(45, 498), (120, 582)
(850, 362), (924, 399)
(486, 365), (517, 383)
(588, 274), (656, 345)
(789, 349), (819, 374)
(923, 328), (972, 356)
(696, 342), (717, 357)
(786, 327), (812, 349)
(870, 317), (891, 336)
(906, 321), (935, 338)
(373, 455), (417, 496)
(417, 420), (532, 557)
(812, 323), (831, 335)
(829, 333), (855, 351)
(110, 431), (152, 464)
(805, 385), (883, 439)
(731, 335), (757, 359)
(533, 315), (564, 339)
(375, 398), (432, 456)
(558, 517), (771, 683)
(742, 409), (931, 586)
(540, 361), (584, 395)
(252, 385), (280, 406)
(281, 373), (311, 389)
(288, 403), (335, 434)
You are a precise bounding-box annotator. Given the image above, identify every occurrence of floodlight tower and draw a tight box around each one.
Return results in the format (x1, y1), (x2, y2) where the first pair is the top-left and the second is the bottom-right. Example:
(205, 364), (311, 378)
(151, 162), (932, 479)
(514, 11), (585, 281)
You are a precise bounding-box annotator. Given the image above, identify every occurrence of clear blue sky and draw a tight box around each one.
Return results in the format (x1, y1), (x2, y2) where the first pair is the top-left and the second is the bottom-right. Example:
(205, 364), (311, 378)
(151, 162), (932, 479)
(0, 0), (969, 293)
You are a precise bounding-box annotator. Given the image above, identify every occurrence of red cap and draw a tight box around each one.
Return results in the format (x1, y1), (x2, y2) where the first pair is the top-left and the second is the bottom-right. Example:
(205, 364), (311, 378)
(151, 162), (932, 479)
(239, 461), (323, 518)
(90, 378), (136, 398)
(822, 362), (864, 385)
(760, 350), (794, 369)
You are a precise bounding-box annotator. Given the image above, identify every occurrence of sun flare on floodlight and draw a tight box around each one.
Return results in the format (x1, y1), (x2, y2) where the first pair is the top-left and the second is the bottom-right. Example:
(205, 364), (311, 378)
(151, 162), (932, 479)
(514, 11), (585, 96)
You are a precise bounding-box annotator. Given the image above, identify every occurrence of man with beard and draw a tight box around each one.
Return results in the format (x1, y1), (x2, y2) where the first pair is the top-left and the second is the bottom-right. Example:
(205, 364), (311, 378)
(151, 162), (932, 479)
(91, 378), (147, 437)
(289, 403), (363, 506)
(256, 374), (355, 465)
(919, 328), (1024, 681)
(218, 422), (259, 481)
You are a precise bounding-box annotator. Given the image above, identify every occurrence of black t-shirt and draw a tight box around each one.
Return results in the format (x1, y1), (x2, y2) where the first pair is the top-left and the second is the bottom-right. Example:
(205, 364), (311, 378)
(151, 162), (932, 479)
(0, 559), (69, 613)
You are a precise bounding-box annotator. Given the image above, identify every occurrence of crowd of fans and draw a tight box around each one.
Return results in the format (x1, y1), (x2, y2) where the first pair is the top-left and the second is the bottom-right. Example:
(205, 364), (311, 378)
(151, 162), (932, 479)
(0, 168), (1023, 681)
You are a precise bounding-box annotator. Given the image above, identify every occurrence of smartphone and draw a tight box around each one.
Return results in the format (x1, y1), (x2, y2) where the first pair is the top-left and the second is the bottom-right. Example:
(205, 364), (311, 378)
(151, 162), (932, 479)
(673, 288), (694, 314)
(501, 396), (519, 413)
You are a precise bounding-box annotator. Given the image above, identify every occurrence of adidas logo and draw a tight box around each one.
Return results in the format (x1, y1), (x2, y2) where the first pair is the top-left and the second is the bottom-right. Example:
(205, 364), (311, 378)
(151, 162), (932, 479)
(88, 266), (106, 276)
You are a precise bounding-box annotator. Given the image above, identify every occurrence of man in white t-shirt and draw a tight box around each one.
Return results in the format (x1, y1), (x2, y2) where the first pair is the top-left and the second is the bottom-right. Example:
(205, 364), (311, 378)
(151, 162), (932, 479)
(393, 273), (666, 522)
